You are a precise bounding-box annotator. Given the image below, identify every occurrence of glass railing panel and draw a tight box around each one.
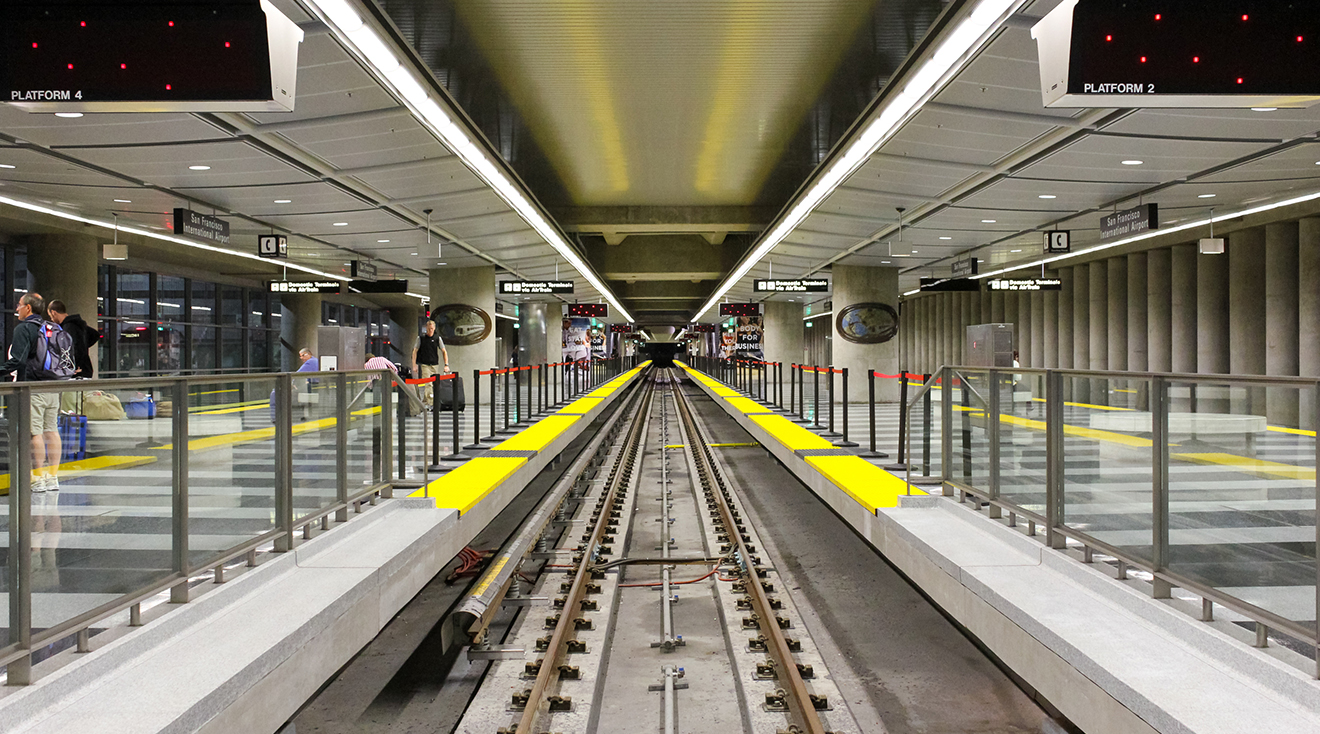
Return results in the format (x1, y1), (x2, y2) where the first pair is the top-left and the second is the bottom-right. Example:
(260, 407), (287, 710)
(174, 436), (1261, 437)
(345, 373), (384, 491)
(1165, 380), (1316, 636)
(1059, 375), (1156, 564)
(394, 383), (428, 483)
(998, 370), (1048, 516)
(903, 375), (944, 481)
(0, 392), (12, 652)
(291, 373), (338, 522)
(186, 378), (278, 570)
(948, 370), (991, 492)
(29, 381), (176, 642)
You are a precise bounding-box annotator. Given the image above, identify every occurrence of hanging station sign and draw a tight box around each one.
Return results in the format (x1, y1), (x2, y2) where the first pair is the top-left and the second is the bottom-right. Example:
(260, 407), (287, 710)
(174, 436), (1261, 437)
(987, 278), (1063, 291)
(753, 279), (829, 293)
(268, 280), (340, 294)
(499, 280), (575, 295)
(1099, 204), (1158, 240)
(174, 209), (230, 245)
(1044, 230), (1071, 253)
(351, 260), (377, 281)
(257, 234), (287, 258)
(951, 259), (979, 277)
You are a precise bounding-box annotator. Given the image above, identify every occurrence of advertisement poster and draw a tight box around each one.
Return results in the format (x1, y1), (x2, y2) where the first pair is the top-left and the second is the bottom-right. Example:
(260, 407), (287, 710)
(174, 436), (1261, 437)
(562, 318), (590, 361)
(719, 331), (736, 359)
(735, 316), (763, 360)
(591, 331), (606, 358)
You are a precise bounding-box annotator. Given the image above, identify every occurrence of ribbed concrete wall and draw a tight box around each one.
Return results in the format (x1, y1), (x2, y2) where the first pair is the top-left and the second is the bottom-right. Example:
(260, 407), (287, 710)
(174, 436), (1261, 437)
(894, 214), (1320, 428)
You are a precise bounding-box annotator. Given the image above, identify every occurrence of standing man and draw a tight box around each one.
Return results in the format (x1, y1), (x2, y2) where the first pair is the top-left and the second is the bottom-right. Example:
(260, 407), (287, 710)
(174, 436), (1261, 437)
(412, 320), (450, 409)
(47, 300), (102, 378)
(297, 347), (319, 372)
(2, 293), (74, 491)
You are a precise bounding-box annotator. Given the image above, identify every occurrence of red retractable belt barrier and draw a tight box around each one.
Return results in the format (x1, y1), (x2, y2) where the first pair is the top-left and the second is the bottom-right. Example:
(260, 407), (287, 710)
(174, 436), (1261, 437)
(870, 371), (926, 380)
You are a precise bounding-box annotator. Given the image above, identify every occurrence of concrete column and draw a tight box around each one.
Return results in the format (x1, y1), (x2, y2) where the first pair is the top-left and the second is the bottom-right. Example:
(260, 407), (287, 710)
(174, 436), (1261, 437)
(1299, 219), (1320, 429)
(979, 288), (991, 324)
(1018, 291), (1034, 366)
(1265, 222), (1300, 426)
(1228, 227), (1267, 416)
(429, 266), (497, 406)
(1105, 258), (1127, 372)
(1197, 244), (1231, 414)
(519, 302), (553, 367)
(1043, 274), (1058, 368)
(830, 265), (900, 401)
(1127, 253), (1148, 372)
(24, 233), (101, 372)
(1089, 262), (1109, 371)
(389, 305), (421, 368)
(1073, 266), (1090, 401)
(990, 290), (1004, 323)
(763, 300), (805, 393)
(916, 298), (927, 373)
(1031, 288), (1045, 369)
(1171, 245), (1198, 374)
(1146, 249), (1172, 372)
(936, 294), (948, 370)
(1056, 268), (1073, 369)
(280, 294), (322, 372)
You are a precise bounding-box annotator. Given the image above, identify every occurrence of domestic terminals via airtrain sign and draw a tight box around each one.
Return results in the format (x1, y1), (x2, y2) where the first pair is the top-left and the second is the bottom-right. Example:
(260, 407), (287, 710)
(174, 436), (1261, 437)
(499, 280), (574, 295)
(753, 279), (829, 293)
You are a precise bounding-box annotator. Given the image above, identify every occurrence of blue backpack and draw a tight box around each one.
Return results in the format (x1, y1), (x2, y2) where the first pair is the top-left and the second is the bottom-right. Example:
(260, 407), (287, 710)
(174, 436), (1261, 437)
(28, 320), (76, 380)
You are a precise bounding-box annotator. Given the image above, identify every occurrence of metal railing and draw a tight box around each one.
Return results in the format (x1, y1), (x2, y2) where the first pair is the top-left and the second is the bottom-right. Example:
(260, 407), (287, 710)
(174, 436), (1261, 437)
(905, 365), (1320, 676)
(2, 368), (403, 684)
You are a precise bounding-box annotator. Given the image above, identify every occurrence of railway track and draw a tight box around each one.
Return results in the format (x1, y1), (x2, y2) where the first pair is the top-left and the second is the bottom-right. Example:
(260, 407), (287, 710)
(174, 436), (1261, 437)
(453, 368), (860, 734)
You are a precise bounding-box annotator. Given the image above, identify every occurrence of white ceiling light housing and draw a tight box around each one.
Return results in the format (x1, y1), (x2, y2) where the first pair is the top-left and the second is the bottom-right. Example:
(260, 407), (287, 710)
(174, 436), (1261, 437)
(982, 219), (997, 223)
(1121, 160), (1144, 165)
(1038, 194), (1057, 199)
(0, 164), (14, 169)
(54, 112), (83, 119)
(692, 0), (1026, 321)
(939, 236), (952, 240)
(189, 165), (211, 171)
(273, 199), (292, 204)
(1198, 194), (1217, 199)
(333, 222), (349, 226)
(113, 199), (131, 203)
(306, 0), (632, 321)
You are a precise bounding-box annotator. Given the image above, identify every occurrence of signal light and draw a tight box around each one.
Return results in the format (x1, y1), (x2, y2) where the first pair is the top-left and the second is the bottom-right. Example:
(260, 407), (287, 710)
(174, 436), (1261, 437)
(1154, 14), (1161, 21)
(120, 63), (126, 69)
(166, 84), (172, 90)
(1193, 56), (1200, 63)
(1140, 56), (1147, 63)
(80, 21), (87, 27)
(67, 63), (73, 69)
(31, 42), (37, 48)
(1106, 34), (1113, 41)
(1237, 77), (1244, 84)
(1241, 15), (1248, 21)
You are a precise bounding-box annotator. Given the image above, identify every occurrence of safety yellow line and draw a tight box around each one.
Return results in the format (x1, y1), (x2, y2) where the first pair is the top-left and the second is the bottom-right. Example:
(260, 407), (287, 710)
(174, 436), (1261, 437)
(0, 455), (158, 491)
(193, 400), (269, 415)
(193, 388), (239, 396)
(1170, 452), (1316, 481)
(1268, 425), (1317, 437)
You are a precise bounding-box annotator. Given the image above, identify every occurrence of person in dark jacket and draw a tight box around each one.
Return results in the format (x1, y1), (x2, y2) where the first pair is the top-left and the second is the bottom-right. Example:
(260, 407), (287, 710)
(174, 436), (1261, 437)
(2, 293), (63, 491)
(47, 300), (102, 378)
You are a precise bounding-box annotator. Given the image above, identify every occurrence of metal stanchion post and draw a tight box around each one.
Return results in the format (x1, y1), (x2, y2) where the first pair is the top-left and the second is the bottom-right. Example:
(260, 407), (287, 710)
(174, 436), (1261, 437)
(823, 365), (841, 438)
(466, 369), (485, 450)
(514, 367), (523, 426)
(922, 372), (932, 477)
(445, 375), (469, 462)
(429, 376), (442, 469)
(789, 364), (797, 417)
(484, 370), (499, 442)
(884, 371), (908, 469)
(812, 367), (822, 429)
(862, 370), (888, 459)
(835, 367), (858, 447)
(503, 368), (511, 430)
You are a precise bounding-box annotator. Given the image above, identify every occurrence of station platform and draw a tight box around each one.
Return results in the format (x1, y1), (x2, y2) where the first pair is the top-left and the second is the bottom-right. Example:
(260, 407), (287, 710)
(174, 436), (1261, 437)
(0, 366), (649, 734)
(679, 363), (1320, 734)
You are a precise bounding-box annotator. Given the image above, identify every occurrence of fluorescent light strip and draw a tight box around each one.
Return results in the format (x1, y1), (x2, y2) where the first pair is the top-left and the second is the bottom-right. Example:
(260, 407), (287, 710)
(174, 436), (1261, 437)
(803, 310), (834, 321)
(972, 189), (1320, 282)
(493, 311), (518, 321)
(307, 0), (632, 323)
(693, 0), (1023, 321)
(0, 194), (357, 282)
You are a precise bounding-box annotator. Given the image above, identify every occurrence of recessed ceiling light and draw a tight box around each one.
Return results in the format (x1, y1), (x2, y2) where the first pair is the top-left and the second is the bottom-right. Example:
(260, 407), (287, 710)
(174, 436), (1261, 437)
(1011, 249), (1022, 253)
(1251, 107), (1277, 112)
(1121, 160), (1144, 165)
(114, 199), (131, 203)
(939, 236), (952, 240)
(410, 252), (418, 256)
(982, 219), (997, 223)
(0, 164), (14, 169)
(1198, 194), (1217, 199)
(881, 260), (891, 264)
(332, 222), (348, 226)
(188, 165), (211, 171)
(1038, 194), (1057, 199)
(377, 239), (390, 243)
(54, 112), (83, 119)
(273, 199), (291, 204)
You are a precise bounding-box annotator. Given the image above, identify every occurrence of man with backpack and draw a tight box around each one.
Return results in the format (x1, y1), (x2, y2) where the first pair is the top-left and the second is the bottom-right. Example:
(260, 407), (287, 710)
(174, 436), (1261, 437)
(2, 293), (77, 492)
(47, 300), (102, 378)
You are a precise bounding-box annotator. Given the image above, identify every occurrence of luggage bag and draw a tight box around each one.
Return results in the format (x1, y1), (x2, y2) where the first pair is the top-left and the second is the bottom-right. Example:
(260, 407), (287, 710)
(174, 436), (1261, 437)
(434, 374), (465, 412)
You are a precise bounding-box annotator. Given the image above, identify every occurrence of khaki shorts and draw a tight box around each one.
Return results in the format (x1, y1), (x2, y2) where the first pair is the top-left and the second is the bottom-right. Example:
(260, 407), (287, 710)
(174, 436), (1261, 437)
(30, 392), (59, 435)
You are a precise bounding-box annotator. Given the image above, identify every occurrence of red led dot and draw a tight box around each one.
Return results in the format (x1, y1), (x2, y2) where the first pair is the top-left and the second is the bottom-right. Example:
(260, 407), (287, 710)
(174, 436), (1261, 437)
(67, 63), (73, 69)
(31, 42), (37, 48)
(168, 21), (174, 27)
(1242, 14), (1249, 21)
(1193, 56), (1200, 63)
(224, 41), (231, 48)
(166, 84), (172, 90)
(80, 21), (86, 27)
(1154, 13), (1161, 20)
(120, 63), (126, 69)
(1140, 56), (1147, 63)
(1106, 34), (1113, 41)
(1237, 77), (1244, 84)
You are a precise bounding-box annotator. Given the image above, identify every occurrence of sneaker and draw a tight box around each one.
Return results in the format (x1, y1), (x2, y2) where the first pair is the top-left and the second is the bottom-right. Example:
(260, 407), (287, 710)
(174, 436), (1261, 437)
(47, 475), (59, 492)
(31, 475), (48, 493)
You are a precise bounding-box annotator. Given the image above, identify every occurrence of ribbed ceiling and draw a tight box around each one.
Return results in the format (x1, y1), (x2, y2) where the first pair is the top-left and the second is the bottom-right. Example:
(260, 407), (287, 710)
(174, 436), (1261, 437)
(451, 0), (877, 207)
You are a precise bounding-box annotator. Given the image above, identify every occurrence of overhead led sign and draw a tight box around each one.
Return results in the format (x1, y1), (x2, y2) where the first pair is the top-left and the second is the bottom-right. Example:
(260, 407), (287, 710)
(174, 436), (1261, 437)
(688, 323), (717, 333)
(609, 324), (633, 334)
(499, 280), (575, 295)
(2, 1), (304, 113)
(987, 278), (1063, 291)
(1033, 0), (1320, 108)
(268, 280), (340, 294)
(568, 303), (608, 318)
(753, 279), (829, 293)
(719, 303), (760, 317)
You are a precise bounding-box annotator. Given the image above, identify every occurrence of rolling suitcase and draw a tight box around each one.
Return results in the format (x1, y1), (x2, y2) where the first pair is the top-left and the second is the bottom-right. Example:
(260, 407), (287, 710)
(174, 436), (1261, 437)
(59, 414), (88, 461)
(434, 374), (465, 412)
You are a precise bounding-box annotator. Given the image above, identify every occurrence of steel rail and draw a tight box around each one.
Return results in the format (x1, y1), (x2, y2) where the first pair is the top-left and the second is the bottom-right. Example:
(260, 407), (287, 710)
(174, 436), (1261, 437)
(453, 377), (643, 642)
(515, 371), (655, 733)
(671, 376), (828, 734)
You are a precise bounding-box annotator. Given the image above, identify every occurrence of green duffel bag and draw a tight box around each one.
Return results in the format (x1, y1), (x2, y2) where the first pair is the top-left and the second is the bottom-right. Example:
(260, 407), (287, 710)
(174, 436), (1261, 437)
(83, 391), (127, 421)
